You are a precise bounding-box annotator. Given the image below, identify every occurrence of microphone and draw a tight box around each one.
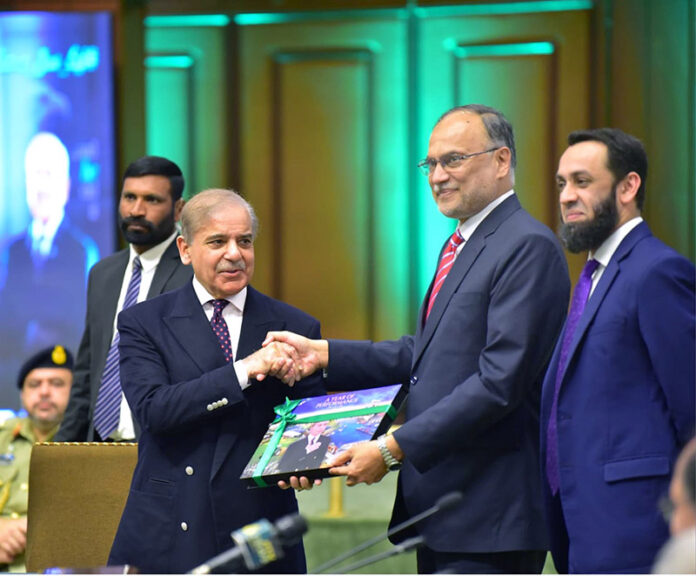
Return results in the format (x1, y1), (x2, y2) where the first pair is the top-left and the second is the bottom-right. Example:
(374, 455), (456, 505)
(311, 490), (462, 574)
(339, 536), (424, 573)
(190, 513), (307, 574)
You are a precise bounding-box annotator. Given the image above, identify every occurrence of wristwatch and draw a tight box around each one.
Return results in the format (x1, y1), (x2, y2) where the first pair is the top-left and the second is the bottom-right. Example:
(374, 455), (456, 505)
(376, 435), (401, 471)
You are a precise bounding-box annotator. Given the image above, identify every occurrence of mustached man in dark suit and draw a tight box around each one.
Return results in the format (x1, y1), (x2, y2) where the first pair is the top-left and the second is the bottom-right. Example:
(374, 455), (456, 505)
(56, 156), (193, 442)
(108, 189), (325, 573)
(265, 105), (571, 574)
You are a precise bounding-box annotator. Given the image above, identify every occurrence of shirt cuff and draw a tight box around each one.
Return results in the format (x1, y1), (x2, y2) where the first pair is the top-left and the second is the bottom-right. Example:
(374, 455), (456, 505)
(234, 360), (250, 390)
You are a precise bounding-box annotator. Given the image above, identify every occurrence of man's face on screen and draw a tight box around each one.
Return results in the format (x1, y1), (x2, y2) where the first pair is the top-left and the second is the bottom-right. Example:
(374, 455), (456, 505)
(118, 175), (183, 252)
(24, 133), (70, 224)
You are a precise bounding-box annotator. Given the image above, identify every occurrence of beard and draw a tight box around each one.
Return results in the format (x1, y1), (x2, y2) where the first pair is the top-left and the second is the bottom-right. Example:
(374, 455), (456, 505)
(560, 186), (619, 253)
(119, 213), (176, 247)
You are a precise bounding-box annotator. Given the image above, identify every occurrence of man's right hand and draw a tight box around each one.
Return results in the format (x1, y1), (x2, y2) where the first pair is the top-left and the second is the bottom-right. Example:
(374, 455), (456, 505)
(262, 332), (329, 379)
(0, 517), (27, 564)
(243, 342), (301, 386)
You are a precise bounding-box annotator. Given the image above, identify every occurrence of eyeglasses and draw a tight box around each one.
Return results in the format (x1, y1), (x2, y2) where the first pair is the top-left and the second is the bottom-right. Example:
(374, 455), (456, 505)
(417, 147), (500, 176)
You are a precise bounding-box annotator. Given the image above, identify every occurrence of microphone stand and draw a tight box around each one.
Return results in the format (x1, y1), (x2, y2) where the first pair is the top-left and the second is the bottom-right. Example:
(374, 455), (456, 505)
(338, 536), (424, 573)
(311, 491), (461, 574)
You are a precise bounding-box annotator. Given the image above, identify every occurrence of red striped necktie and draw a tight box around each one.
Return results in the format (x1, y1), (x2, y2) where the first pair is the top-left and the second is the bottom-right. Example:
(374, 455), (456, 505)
(425, 229), (465, 320)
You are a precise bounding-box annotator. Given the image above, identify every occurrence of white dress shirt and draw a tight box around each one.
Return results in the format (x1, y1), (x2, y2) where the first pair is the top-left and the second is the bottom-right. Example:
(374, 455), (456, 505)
(588, 217), (643, 296)
(454, 189), (515, 255)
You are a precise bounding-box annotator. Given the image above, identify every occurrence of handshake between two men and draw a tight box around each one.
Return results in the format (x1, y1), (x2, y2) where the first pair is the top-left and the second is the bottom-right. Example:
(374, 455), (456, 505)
(243, 331), (403, 491)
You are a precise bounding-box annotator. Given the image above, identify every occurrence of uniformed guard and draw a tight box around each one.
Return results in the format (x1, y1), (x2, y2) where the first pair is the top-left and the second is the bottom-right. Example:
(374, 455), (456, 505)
(0, 345), (73, 572)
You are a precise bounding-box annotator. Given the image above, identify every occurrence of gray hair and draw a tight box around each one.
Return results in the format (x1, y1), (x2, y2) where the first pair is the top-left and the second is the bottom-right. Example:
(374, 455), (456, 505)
(179, 188), (259, 243)
(436, 104), (517, 169)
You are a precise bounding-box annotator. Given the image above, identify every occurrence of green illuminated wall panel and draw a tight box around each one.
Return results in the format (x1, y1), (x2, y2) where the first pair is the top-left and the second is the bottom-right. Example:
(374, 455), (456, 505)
(145, 23), (228, 197)
(145, 56), (194, 188)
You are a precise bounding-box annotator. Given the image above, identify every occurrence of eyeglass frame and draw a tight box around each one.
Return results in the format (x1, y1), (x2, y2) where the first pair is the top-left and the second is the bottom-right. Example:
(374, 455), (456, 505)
(417, 147), (501, 176)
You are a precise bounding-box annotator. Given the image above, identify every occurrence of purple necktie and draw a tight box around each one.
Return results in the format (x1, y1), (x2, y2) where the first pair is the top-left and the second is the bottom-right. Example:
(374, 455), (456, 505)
(546, 258), (600, 495)
(426, 229), (465, 321)
(93, 256), (142, 440)
(210, 299), (233, 363)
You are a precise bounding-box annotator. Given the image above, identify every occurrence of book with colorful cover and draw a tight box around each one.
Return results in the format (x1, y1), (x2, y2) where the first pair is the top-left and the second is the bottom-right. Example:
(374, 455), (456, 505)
(240, 384), (406, 488)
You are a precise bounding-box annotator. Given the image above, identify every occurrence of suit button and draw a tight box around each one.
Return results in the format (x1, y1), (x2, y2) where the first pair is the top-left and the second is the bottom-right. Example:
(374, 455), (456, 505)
(181, 522), (188, 531)
(409, 376), (418, 386)
(207, 404), (214, 411)
(185, 466), (194, 476)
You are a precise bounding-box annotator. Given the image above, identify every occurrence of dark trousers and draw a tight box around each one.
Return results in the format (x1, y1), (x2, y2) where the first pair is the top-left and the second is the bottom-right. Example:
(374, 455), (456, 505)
(416, 545), (547, 574)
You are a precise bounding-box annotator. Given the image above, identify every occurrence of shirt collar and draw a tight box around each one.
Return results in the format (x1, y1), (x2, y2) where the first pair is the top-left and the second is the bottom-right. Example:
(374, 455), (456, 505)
(458, 189), (515, 241)
(128, 229), (179, 273)
(590, 216), (643, 268)
(191, 276), (247, 314)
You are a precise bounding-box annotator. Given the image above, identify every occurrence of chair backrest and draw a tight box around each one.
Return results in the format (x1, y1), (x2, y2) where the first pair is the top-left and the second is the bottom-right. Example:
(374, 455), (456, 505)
(25, 442), (137, 573)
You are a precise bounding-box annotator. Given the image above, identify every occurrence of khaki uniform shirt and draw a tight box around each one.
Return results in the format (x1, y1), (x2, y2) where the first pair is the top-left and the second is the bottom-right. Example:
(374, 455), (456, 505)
(0, 417), (58, 572)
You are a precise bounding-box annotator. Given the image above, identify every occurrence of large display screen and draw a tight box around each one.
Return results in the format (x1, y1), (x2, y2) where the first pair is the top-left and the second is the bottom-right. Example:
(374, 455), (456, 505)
(0, 12), (116, 408)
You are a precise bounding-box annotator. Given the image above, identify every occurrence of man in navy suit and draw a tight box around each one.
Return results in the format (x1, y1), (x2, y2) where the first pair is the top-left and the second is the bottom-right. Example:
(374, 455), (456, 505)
(108, 189), (325, 573)
(543, 128), (695, 573)
(266, 105), (570, 574)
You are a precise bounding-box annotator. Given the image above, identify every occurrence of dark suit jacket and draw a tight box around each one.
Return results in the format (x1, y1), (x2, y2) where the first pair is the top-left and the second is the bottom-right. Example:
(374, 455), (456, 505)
(55, 238), (192, 441)
(108, 283), (325, 574)
(540, 222), (696, 573)
(0, 220), (98, 394)
(327, 195), (570, 554)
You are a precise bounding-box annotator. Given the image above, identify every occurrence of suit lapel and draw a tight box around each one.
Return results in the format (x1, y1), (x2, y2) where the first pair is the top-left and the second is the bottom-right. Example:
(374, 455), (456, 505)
(235, 287), (278, 361)
(413, 195), (522, 368)
(147, 238), (182, 298)
(96, 251), (129, 370)
(413, 235), (485, 366)
(163, 283), (224, 374)
(559, 222), (652, 386)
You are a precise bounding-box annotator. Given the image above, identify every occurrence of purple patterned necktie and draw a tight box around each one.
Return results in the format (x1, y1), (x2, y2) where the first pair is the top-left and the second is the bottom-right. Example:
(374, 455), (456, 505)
(93, 256), (142, 440)
(426, 229), (465, 321)
(546, 258), (600, 495)
(210, 299), (233, 362)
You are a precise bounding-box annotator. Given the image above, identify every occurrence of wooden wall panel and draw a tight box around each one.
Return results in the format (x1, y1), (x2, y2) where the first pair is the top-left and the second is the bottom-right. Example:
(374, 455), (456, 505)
(239, 16), (409, 340)
(453, 44), (557, 224)
(272, 51), (373, 339)
(595, 0), (694, 261)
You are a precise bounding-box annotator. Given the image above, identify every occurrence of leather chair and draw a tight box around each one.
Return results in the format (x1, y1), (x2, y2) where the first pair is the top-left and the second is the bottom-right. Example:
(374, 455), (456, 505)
(25, 442), (137, 573)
